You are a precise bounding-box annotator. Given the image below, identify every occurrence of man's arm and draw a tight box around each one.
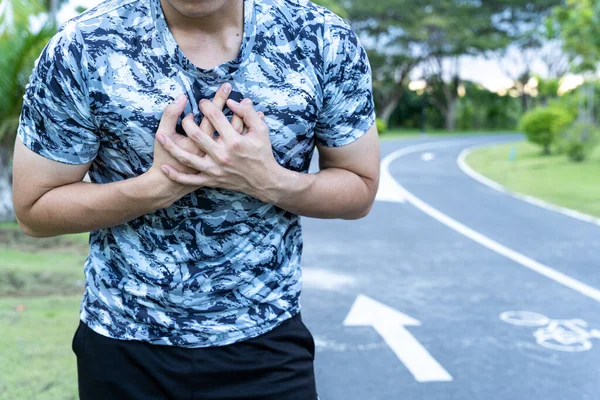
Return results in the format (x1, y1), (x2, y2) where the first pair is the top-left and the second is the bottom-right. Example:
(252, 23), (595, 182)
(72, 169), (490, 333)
(13, 104), (185, 237)
(12, 143), (175, 238)
(13, 87), (235, 238)
(269, 124), (380, 220)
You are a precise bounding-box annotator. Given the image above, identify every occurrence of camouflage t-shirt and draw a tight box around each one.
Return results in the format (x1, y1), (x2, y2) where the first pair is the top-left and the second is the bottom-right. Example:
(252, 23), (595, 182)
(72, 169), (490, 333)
(18, 0), (375, 347)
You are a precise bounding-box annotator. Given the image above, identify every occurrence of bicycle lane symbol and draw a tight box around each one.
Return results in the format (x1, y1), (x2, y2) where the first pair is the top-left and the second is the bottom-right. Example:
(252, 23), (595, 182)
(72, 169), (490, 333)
(500, 311), (600, 352)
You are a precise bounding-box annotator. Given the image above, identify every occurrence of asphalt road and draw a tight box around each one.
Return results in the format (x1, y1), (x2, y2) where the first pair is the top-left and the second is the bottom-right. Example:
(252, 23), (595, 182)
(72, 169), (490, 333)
(300, 134), (600, 400)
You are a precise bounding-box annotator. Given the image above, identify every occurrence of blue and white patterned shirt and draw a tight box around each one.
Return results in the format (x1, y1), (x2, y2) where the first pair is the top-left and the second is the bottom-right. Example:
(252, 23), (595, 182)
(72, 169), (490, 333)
(18, 0), (375, 347)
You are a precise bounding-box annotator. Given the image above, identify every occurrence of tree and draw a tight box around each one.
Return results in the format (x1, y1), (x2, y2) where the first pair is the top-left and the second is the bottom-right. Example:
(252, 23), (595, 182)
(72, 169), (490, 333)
(410, 0), (510, 131)
(0, 0), (45, 36)
(535, 75), (560, 107)
(454, 82), (522, 131)
(492, 0), (563, 113)
(0, 1), (57, 221)
(426, 57), (463, 131)
(551, 0), (600, 73)
(421, 0), (562, 128)
(310, 0), (347, 18)
(551, 0), (600, 137)
(342, 0), (427, 123)
(346, 0), (511, 128)
(424, 0), (562, 127)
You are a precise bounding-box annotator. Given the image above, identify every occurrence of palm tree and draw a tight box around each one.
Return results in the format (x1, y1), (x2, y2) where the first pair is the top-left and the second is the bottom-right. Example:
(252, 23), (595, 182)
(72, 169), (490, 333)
(0, 0), (57, 221)
(0, 0), (45, 36)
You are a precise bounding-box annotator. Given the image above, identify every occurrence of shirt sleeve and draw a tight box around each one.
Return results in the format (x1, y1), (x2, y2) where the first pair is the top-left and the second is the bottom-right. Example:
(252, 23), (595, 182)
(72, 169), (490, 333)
(17, 21), (99, 165)
(314, 13), (376, 148)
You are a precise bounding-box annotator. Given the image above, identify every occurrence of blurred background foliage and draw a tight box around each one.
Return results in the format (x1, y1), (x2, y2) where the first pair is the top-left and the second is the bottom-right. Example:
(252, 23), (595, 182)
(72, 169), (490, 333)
(0, 0), (68, 222)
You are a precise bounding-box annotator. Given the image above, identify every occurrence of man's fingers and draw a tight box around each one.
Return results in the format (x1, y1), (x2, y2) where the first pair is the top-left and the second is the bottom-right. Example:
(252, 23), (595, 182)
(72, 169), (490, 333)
(199, 83), (232, 134)
(157, 129), (213, 172)
(182, 113), (217, 155)
(157, 94), (187, 136)
(232, 111), (262, 134)
(226, 99), (266, 135)
(199, 100), (237, 143)
(231, 115), (244, 134)
(161, 165), (210, 187)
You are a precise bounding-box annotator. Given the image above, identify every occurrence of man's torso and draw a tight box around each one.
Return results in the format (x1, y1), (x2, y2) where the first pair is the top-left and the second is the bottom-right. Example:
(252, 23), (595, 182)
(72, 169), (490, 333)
(71, 0), (330, 347)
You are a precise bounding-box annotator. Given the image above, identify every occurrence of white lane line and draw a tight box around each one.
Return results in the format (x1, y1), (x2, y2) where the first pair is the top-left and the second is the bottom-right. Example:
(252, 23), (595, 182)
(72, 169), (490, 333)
(376, 140), (472, 204)
(457, 146), (600, 227)
(421, 152), (435, 162)
(384, 141), (600, 303)
(375, 168), (407, 203)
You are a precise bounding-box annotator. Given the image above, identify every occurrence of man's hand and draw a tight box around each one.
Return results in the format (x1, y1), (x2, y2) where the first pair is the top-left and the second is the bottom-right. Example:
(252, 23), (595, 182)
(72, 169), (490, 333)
(146, 83), (246, 204)
(155, 95), (378, 221)
(157, 98), (279, 203)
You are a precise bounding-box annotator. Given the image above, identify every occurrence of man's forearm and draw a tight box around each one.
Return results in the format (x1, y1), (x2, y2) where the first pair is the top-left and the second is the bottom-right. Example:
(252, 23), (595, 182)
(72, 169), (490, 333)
(18, 170), (177, 238)
(268, 167), (377, 220)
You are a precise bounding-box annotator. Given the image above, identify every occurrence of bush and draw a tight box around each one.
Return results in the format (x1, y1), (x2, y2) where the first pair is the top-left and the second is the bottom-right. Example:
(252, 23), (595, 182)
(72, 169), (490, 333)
(519, 107), (574, 155)
(558, 122), (599, 162)
(376, 118), (388, 134)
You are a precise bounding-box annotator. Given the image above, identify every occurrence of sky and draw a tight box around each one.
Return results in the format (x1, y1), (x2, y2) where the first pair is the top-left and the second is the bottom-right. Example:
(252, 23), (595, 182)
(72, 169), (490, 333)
(58, 0), (582, 95)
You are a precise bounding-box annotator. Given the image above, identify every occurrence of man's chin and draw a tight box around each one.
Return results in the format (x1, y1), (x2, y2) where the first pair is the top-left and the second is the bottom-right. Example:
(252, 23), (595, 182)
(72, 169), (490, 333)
(163, 0), (229, 18)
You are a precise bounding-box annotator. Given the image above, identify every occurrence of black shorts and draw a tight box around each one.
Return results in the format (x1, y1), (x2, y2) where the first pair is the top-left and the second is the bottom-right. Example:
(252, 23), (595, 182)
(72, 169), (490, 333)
(72, 313), (318, 400)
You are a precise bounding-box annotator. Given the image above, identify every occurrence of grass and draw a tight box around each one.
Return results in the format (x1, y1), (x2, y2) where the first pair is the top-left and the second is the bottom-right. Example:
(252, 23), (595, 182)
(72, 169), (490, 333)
(380, 128), (517, 140)
(466, 141), (600, 218)
(0, 295), (81, 400)
(0, 221), (22, 230)
(0, 249), (86, 297)
(0, 223), (89, 297)
(0, 222), (87, 399)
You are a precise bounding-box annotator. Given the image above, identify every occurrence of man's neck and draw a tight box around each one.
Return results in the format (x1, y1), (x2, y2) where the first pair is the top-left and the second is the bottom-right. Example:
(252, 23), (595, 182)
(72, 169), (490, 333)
(159, 0), (245, 69)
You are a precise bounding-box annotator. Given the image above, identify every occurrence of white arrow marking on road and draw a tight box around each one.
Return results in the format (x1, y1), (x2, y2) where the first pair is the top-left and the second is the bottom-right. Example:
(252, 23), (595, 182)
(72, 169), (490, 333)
(344, 294), (453, 383)
(302, 267), (356, 291)
(421, 152), (435, 162)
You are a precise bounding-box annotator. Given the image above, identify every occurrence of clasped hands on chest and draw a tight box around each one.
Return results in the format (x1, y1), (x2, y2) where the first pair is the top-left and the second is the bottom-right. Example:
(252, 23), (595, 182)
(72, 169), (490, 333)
(151, 82), (285, 203)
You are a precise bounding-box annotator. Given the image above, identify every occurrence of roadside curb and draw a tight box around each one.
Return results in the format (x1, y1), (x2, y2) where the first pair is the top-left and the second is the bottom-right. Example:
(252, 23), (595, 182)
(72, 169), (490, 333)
(457, 144), (600, 227)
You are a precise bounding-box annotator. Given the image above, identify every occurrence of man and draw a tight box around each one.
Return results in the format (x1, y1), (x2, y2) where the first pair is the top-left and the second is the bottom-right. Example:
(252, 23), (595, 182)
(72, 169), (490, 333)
(12, 0), (380, 398)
